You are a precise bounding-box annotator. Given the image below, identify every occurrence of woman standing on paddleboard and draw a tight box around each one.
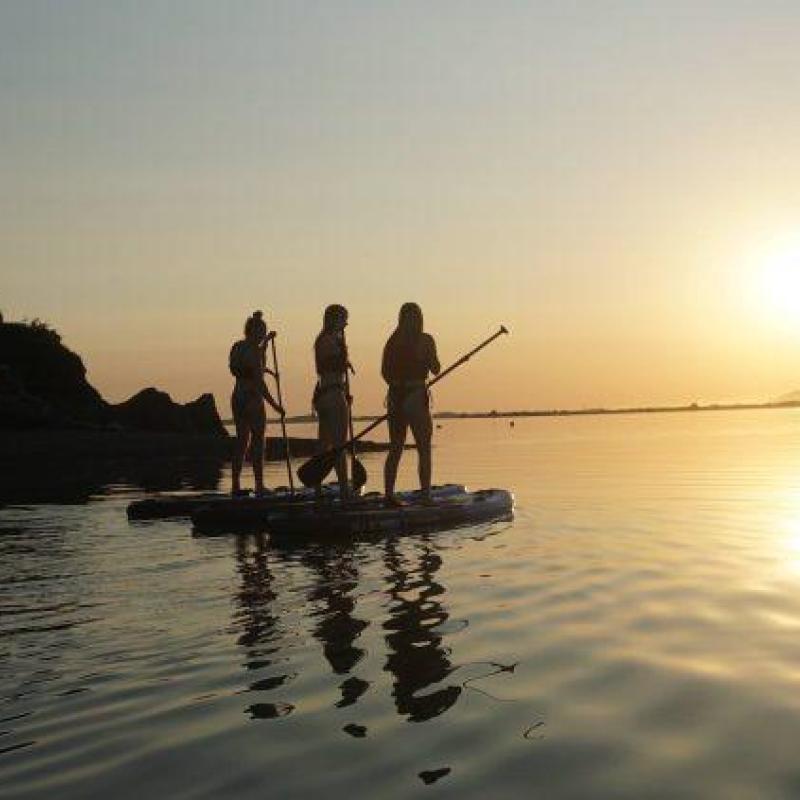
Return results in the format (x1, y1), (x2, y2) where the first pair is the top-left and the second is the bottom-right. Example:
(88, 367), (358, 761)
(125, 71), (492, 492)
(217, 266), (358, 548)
(229, 311), (285, 496)
(313, 304), (352, 501)
(382, 303), (441, 505)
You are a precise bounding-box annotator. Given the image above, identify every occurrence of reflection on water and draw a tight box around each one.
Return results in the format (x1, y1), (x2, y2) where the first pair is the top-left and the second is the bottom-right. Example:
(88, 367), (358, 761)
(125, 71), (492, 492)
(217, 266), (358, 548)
(382, 539), (462, 722)
(4, 410), (800, 797)
(304, 545), (369, 680)
(232, 536), (297, 720)
(228, 532), (472, 727)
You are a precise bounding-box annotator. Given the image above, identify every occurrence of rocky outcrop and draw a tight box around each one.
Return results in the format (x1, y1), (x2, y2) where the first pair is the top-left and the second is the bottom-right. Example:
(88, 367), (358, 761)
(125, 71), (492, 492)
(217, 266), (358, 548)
(112, 388), (226, 436)
(0, 319), (225, 434)
(0, 321), (110, 427)
(0, 365), (53, 429)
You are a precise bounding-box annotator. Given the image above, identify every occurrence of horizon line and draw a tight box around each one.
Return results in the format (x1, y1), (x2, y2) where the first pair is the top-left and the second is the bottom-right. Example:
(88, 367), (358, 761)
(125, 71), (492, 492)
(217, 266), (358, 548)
(240, 398), (800, 426)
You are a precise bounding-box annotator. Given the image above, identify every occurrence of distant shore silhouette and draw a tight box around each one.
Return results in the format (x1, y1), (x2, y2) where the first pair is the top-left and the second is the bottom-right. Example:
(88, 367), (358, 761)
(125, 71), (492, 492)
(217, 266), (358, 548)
(249, 398), (800, 427)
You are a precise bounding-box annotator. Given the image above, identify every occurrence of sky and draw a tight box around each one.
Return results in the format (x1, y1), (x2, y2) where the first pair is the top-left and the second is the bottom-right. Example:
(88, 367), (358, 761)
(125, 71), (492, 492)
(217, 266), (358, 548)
(2, 0), (800, 415)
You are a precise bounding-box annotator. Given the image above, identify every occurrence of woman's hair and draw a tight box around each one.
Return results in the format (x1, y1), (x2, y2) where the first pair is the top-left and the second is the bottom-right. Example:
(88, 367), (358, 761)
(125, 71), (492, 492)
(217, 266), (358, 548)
(322, 304), (348, 333)
(244, 310), (267, 338)
(397, 302), (423, 337)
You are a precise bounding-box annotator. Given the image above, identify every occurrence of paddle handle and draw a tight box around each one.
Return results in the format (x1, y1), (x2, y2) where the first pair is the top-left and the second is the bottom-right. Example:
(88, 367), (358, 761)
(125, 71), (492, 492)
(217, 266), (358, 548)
(426, 325), (509, 390)
(270, 336), (295, 494)
(347, 325), (509, 445)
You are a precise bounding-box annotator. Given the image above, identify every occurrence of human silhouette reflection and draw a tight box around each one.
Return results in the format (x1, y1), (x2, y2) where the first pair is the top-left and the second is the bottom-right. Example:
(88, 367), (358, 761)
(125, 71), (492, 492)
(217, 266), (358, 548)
(303, 543), (370, 707)
(233, 534), (295, 719)
(382, 538), (461, 722)
(230, 535), (463, 721)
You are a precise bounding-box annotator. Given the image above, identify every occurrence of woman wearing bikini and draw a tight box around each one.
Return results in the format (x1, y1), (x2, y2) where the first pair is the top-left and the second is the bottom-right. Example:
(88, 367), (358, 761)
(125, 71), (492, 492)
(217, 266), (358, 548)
(229, 311), (285, 496)
(382, 303), (441, 506)
(313, 304), (352, 501)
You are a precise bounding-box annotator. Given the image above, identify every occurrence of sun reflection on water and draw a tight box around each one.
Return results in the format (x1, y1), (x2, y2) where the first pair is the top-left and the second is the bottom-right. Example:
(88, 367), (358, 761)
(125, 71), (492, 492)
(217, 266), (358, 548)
(782, 513), (800, 573)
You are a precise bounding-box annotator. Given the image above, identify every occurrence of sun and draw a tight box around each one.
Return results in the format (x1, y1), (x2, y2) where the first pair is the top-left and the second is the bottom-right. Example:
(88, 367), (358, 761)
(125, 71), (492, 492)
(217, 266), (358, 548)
(756, 236), (800, 324)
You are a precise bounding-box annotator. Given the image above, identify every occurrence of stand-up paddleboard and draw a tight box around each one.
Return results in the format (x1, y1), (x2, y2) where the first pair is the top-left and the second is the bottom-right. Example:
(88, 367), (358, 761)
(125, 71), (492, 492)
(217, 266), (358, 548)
(192, 488), (513, 537)
(127, 483), (466, 521)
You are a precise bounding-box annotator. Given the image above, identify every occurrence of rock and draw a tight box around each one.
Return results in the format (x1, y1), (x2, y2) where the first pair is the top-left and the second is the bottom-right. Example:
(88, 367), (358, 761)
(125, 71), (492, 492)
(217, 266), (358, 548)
(182, 393), (228, 436)
(0, 365), (51, 429)
(0, 319), (228, 435)
(112, 388), (226, 435)
(0, 320), (110, 426)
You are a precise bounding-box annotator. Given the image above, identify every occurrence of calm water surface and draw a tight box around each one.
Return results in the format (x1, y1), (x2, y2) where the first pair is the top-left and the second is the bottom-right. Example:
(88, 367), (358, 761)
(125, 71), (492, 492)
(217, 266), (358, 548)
(3, 410), (800, 798)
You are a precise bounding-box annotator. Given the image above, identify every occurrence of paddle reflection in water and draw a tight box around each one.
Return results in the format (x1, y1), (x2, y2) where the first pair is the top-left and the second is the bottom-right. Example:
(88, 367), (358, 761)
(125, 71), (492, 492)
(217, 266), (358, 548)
(382, 538), (462, 722)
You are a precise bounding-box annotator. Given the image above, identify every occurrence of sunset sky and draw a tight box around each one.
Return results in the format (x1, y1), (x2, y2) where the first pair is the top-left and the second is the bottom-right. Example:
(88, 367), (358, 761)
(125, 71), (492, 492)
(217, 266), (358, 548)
(2, 1), (800, 415)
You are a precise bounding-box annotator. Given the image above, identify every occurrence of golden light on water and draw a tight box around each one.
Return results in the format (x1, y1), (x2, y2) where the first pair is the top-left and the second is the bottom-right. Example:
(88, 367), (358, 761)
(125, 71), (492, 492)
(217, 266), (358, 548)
(782, 513), (800, 570)
(775, 481), (800, 575)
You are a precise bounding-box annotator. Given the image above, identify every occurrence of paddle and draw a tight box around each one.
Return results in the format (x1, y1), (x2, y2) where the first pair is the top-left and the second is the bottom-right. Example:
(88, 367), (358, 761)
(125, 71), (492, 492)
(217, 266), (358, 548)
(297, 325), (509, 488)
(269, 333), (295, 494)
(342, 337), (368, 492)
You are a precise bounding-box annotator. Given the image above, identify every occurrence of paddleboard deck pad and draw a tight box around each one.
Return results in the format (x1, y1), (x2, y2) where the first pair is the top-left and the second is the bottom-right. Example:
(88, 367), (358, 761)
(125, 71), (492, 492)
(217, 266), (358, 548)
(191, 488), (513, 537)
(127, 483), (466, 521)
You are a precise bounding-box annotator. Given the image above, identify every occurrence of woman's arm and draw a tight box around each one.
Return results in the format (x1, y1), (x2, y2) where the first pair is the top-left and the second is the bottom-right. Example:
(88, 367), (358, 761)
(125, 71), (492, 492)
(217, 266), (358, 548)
(259, 378), (285, 416)
(426, 335), (441, 375)
(251, 346), (284, 415)
(381, 340), (392, 384)
(260, 331), (277, 377)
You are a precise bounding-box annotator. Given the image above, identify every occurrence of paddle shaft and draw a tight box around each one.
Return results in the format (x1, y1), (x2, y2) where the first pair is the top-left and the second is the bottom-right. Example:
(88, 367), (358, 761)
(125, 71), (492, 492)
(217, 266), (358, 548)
(343, 325), (509, 447)
(270, 336), (295, 494)
(342, 344), (356, 461)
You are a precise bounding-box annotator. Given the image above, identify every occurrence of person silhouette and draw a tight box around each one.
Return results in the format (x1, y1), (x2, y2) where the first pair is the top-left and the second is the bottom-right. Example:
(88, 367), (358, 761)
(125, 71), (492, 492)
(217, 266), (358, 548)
(312, 304), (352, 501)
(382, 303), (441, 505)
(229, 311), (285, 496)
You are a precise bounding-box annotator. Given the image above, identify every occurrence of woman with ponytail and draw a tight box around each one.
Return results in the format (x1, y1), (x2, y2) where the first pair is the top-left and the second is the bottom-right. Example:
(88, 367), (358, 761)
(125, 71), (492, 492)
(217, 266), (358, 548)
(229, 311), (285, 495)
(381, 302), (440, 505)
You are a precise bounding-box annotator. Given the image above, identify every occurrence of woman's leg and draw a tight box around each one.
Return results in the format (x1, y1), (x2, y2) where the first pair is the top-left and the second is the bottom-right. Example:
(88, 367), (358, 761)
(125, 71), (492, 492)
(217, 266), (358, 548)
(232, 426), (250, 493)
(331, 393), (350, 500)
(315, 416), (328, 498)
(316, 392), (349, 498)
(232, 394), (249, 494)
(384, 408), (408, 501)
(408, 393), (434, 497)
(249, 402), (267, 494)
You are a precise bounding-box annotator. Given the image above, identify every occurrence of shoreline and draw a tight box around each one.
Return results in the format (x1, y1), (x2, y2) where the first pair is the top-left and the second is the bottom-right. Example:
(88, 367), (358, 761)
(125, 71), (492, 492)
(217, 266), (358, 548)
(252, 400), (800, 425)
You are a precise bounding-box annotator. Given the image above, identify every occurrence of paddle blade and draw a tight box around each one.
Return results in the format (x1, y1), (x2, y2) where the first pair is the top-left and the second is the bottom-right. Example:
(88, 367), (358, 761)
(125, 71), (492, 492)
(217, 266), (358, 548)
(297, 451), (336, 488)
(351, 456), (368, 491)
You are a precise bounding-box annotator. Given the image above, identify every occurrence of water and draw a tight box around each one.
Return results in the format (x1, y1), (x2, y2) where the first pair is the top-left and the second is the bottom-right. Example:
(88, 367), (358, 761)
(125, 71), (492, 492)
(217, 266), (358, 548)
(3, 409), (800, 798)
